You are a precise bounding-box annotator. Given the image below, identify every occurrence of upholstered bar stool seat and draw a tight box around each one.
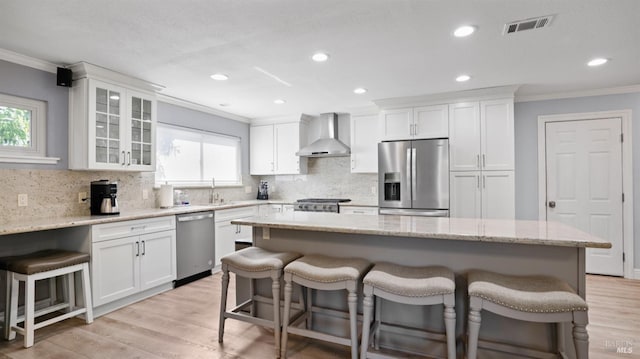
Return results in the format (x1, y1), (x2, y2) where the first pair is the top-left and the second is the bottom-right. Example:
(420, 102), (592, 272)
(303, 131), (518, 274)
(361, 263), (456, 359)
(1, 249), (93, 348)
(218, 247), (300, 358)
(280, 254), (370, 359)
(467, 270), (589, 359)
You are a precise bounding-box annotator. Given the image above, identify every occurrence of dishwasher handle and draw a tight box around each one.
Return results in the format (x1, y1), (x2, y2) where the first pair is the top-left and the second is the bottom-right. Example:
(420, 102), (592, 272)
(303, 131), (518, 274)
(177, 213), (214, 222)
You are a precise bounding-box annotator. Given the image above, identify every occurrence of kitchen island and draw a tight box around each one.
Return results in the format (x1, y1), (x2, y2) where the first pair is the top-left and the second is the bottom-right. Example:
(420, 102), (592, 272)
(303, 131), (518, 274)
(232, 212), (610, 359)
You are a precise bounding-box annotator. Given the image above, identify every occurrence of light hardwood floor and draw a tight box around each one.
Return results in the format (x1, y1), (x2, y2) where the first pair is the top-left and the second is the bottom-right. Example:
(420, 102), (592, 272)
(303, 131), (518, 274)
(0, 273), (637, 358)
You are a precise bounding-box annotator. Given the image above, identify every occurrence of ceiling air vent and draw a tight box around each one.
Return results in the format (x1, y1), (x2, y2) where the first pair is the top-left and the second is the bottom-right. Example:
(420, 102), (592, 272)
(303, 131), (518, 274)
(504, 15), (554, 34)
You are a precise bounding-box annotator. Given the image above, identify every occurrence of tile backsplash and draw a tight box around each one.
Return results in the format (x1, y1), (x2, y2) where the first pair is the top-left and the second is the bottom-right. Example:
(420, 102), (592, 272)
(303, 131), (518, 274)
(0, 157), (377, 222)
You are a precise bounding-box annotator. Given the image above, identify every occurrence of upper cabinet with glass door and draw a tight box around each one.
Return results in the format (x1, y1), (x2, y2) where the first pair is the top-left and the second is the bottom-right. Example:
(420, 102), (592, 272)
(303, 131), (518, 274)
(68, 62), (158, 171)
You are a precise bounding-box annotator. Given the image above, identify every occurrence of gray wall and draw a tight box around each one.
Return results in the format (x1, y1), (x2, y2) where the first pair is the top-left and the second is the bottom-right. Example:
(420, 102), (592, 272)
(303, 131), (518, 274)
(514, 92), (640, 268)
(157, 102), (250, 176)
(0, 60), (69, 169)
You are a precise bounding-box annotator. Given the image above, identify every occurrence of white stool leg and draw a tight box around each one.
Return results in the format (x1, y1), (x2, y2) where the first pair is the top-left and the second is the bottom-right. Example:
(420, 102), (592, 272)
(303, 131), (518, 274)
(218, 264), (229, 343)
(250, 278), (256, 316)
(272, 271), (281, 358)
(4, 271), (11, 340)
(66, 272), (75, 311)
(572, 311), (589, 359)
(347, 287), (358, 359)
(374, 296), (381, 350)
(81, 263), (94, 323)
(443, 294), (456, 359)
(306, 287), (312, 329)
(5, 271), (19, 341)
(48, 277), (57, 306)
(280, 277), (293, 359)
(467, 296), (482, 359)
(24, 275), (35, 348)
(360, 286), (374, 359)
(556, 322), (566, 355)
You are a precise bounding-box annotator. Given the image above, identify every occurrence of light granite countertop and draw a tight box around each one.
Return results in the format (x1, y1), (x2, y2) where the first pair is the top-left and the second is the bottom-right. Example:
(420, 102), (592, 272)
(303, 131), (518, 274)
(0, 200), (286, 236)
(232, 212), (611, 249)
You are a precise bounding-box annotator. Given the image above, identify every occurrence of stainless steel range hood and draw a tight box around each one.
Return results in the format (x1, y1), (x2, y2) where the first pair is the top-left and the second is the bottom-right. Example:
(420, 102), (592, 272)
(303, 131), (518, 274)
(296, 113), (350, 157)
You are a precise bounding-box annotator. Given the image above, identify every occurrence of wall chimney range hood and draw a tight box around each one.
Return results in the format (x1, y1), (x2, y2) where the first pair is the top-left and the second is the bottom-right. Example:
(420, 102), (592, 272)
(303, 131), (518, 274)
(296, 113), (350, 157)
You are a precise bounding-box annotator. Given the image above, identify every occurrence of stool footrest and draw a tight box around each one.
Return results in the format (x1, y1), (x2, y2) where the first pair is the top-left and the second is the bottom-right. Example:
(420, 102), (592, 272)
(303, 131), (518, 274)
(224, 311), (274, 329)
(287, 325), (354, 347)
(14, 302), (70, 325)
(34, 308), (87, 330)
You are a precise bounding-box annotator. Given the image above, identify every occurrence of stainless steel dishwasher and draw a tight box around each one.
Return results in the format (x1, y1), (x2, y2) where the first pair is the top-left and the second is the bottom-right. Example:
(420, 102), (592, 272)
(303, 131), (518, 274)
(175, 211), (215, 287)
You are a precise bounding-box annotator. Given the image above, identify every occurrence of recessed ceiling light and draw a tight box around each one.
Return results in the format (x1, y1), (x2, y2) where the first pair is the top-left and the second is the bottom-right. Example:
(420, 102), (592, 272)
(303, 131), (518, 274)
(456, 74), (471, 82)
(210, 73), (229, 81)
(454, 25), (476, 37)
(274, 99), (286, 105)
(587, 58), (608, 67)
(109, 95), (120, 100)
(312, 52), (329, 62)
(353, 88), (367, 94)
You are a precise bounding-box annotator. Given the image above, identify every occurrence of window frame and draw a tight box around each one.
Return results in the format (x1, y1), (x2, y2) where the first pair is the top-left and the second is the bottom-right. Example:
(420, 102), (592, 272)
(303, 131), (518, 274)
(155, 122), (242, 188)
(0, 93), (58, 164)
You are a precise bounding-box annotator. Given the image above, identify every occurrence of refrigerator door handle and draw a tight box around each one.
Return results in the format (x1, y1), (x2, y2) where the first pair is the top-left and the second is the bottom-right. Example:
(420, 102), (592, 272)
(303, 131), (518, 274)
(411, 148), (417, 201)
(406, 147), (412, 202)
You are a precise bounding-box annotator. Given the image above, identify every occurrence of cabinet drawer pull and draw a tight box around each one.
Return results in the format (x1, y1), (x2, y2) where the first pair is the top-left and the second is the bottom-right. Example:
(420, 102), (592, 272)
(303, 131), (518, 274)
(130, 225), (146, 231)
(141, 240), (146, 256)
(136, 241), (140, 257)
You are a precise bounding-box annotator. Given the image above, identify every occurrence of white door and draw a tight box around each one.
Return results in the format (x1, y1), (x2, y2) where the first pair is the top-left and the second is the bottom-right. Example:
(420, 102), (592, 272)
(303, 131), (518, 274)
(413, 105), (448, 139)
(449, 171), (481, 218)
(546, 118), (623, 276)
(480, 99), (514, 171)
(482, 171), (515, 219)
(275, 122), (301, 174)
(449, 102), (480, 171)
(250, 125), (274, 175)
(350, 114), (379, 173)
(379, 108), (413, 141)
(91, 237), (139, 306)
(139, 231), (177, 290)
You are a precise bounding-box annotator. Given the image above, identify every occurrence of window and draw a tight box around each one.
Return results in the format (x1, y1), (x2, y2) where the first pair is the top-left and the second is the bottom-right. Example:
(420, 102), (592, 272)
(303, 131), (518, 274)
(156, 123), (242, 187)
(0, 93), (54, 163)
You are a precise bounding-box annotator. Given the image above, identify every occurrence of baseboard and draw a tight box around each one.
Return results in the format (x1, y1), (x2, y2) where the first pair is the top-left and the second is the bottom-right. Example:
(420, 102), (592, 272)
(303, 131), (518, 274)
(634, 268), (640, 279)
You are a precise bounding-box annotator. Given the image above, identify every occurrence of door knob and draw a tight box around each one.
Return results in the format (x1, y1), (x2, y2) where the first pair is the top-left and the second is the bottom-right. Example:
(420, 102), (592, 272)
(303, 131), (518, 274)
(548, 201), (556, 208)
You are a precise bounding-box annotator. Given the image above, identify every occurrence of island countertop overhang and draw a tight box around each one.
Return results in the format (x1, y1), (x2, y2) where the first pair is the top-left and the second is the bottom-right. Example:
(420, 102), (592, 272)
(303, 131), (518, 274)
(231, 212), (611, 249)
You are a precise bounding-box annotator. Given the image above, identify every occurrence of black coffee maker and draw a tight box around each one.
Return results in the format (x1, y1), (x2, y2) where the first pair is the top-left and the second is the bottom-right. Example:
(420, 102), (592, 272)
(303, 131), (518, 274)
(91, 180), (120, 215)
(257, 180), (269, 200)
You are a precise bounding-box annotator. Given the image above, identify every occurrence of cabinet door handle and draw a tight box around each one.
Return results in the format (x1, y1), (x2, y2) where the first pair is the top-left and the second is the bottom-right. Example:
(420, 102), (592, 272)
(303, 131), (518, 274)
(476, 154), (480, 169)
(127, 151), (131, 166)
(136, 241), (140, 257)
(121, 150), (126, 166)
(477, 175), (480, 189)
(414, 123), (418, 135)
(482, 154), (486, 168)
(483, 175), (486, 189)
(141, 240), (146, 256)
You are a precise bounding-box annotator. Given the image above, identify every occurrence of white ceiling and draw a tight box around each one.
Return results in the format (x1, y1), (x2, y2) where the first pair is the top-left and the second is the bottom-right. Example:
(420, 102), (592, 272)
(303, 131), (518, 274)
(1, 0), (639, 120)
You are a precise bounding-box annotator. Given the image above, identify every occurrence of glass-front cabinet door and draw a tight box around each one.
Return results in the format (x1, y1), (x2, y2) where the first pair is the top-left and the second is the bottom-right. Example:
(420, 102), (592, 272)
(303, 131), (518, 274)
(127, 91), (156, 170)
(90, 80), (126, 169)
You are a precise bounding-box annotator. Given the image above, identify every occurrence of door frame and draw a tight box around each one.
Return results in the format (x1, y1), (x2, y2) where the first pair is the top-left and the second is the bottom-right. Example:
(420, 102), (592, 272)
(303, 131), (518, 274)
(537, 109), (634, 278)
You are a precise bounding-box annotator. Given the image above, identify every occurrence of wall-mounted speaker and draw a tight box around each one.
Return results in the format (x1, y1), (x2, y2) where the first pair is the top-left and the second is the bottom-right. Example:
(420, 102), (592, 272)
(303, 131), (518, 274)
(56, 67), (72, 87)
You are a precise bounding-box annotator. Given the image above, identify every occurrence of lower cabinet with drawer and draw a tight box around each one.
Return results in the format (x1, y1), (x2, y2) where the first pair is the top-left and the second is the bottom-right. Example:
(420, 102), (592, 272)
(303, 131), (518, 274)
(91, 216), (176, 312)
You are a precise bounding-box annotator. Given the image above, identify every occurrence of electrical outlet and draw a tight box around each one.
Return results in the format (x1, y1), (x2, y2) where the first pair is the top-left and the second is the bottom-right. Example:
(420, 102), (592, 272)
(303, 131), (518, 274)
(18, 193), (28, 207)
(244, 186), (252, 194)
(371, 186), (377, 195)
(78, 192), (87, 203)
(142, 189), (149, 200)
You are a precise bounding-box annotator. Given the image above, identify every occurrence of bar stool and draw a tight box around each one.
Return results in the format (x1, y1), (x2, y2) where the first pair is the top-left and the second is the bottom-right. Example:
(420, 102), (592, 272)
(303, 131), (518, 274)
(280, 254), (370, 359)
(466, 270), (589, 359)
(218, 247), (300, 358)
(1, 249), (93, 348)
(360, 262), (456, 359)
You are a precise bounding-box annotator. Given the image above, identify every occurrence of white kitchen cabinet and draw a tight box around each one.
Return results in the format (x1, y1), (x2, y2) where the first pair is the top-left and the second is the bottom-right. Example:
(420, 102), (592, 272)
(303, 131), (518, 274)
(214, 206), (257, 266)
(250, 122), (307, 175)
(450, 171), (514, 219)
(449, 99), (514, 171)
(91, 216), (176, 307)
(68, 63), (157, 171)
(350, 114), (379, 173)
(341, 206), (378, 215)
(379, 105), (448, 141)
(282, 204), (295, 214)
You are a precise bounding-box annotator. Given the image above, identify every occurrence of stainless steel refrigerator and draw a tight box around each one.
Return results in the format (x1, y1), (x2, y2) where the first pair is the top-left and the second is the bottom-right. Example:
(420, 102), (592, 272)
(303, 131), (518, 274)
(378, 138), (449, 216)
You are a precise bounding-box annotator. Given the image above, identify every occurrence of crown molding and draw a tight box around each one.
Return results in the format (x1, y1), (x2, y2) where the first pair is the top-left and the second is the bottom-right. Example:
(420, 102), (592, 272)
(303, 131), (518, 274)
(373, 85), (519, 109)
(157, 94), (251, 123)
(0, 48), (59, 73)
(515, 84), (640, 103)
